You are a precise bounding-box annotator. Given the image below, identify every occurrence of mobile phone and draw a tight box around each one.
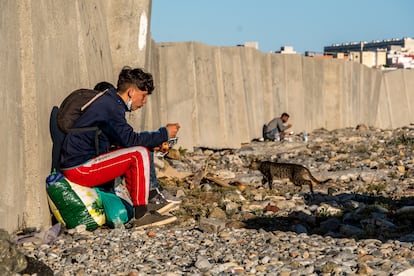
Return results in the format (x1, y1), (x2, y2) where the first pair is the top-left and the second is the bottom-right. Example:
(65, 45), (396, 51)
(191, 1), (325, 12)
(168, 137), (178, 147)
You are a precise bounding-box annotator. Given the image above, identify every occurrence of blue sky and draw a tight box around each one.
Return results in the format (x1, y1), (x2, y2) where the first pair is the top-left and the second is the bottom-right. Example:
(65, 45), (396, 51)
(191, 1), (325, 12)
(151, 0), (414, 54)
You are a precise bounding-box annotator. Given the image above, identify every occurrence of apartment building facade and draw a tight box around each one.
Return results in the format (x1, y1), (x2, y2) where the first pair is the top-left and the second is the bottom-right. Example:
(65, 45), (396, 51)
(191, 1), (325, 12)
(323, 37), (414, 69)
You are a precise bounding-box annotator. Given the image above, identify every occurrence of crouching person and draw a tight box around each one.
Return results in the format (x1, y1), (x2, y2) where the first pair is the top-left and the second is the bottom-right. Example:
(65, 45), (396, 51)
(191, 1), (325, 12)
(264, 112), (292, 141)
(60, 66), (180, 229)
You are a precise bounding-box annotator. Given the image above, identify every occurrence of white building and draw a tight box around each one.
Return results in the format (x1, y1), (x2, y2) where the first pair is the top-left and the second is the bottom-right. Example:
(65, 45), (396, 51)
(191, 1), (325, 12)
(275, 46), (297, 54)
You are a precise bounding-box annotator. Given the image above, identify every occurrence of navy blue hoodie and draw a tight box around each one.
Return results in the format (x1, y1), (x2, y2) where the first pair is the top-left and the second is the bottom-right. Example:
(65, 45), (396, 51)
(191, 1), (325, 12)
(60, 88), (168, 168)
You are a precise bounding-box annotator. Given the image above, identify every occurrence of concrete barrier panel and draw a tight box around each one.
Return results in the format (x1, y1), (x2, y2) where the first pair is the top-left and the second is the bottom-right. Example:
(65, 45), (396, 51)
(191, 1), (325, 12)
(376, 76), (392, 129)
(323, 59), (342, 130)
(302, 57), (317, 132)
(269, 54), (288, 120)
(358, 65), (377, 126)
(193, 44), (223, 148)
(216, 46), (249, 148)
(238, 48), (267, 142)
(106, 0), (152, 74)
(403, 70), (414, 120)
(283, 54), (306, 132)
(0, 0), (151, 232)
(339, 60), (352, 127)
(260, 53), (275, 133)
(22, 0), (118, 230)
(383, 70), (413, 128)
(0, 1), (25, 231)
(156, 42), (200, 150)
(155, 42), (414, 149)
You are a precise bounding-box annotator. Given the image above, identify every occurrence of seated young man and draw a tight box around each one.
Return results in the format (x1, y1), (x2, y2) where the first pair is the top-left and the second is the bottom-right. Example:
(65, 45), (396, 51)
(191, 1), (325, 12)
(60, 67), (180, 229)
(93, 81), (182, 209)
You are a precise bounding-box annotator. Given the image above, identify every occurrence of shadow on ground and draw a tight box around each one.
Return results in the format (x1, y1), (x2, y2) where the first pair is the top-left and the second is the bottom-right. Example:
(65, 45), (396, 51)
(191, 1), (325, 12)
(242, 192), (414, 242)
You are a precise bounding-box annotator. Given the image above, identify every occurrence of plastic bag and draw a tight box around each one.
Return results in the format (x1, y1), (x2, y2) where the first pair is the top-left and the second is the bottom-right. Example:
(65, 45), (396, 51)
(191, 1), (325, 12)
(114, 177), (134, 220)
(114, 177), (133, 206)
(46, 172), (106, 231)
(95, 188), (130, 228)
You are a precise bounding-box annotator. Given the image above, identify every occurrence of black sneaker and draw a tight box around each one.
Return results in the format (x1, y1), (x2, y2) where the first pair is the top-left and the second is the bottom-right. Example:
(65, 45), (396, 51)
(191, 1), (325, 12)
(132, 211), (177, 229)
(149, 188), (180, 214)
(154, 187), (182, 204)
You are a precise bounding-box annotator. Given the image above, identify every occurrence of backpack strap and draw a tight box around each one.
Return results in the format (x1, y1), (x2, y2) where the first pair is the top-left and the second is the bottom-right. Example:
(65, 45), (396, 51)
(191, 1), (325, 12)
(68, 89), (108, 156)
(80, 91), (106, 112)
(67, 126), (102, 156)
(50, 106), (66, 173)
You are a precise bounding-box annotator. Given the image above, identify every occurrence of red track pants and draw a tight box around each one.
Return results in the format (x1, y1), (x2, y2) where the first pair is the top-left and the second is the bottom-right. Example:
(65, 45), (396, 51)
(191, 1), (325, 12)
(62, 146), (150, 206)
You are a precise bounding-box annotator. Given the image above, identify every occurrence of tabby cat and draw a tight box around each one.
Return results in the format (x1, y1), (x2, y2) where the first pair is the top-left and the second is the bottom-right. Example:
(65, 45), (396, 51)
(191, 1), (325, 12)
(250, 160), (331, 193)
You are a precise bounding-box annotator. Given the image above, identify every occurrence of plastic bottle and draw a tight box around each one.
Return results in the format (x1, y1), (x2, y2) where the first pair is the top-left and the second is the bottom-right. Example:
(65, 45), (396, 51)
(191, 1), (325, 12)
(303, 131), (308, 142)
(112, 218), (125, 230)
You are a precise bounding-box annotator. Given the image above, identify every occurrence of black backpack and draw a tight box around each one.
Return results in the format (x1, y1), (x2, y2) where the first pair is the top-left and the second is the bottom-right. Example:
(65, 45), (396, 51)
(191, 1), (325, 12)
(49, 89), (107, 172)
(57, 89), (106, 133)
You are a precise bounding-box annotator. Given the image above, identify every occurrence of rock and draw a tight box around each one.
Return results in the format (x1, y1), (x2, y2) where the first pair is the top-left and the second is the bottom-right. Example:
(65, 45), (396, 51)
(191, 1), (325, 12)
(241, 201), (268, 212)
(321, 261), (339, 273)
(19, 256), (53, 276)
(339, 224), (364, 237)
(319, 217), (341, 233)
(198, 217), (226, 233)
(166, 149), (181, 160)
(316, 203), (342, 216)
(292, 224), (308, 234)
(224, 201), (240, 214)
(16, 126), (414, 275)
(175, 189), (186, 199)
(395, 206), (414, 220)
(0, 229), (27, 275)
(397, 268), (414, 276)
(195, 255), (212, 272)
(153, 155), (166, 169)
(213, 169), (236, 179)
(357, 263), (374, 275)
(208, 207), (227, 219)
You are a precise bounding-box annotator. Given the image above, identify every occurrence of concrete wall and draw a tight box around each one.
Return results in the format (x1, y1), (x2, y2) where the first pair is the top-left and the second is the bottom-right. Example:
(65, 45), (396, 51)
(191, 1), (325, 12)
(155, 42), (414, 150)
(0, 0), (152, 232)
(2, 1), (414, 233)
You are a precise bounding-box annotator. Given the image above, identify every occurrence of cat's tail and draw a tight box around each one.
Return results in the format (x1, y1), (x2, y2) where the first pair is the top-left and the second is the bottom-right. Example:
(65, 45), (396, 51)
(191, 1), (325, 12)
(311, 175), (332, 185)
(320, 178), (332, 184)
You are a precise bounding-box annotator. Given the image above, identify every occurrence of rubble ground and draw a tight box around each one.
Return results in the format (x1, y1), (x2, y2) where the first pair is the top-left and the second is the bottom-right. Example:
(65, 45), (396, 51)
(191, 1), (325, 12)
(14, 125), (414, 275)
(163, 125), (414, 241)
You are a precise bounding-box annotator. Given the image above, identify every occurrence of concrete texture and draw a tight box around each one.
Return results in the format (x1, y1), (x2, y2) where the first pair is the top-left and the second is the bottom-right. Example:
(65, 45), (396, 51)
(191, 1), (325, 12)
(1, 1), (414, 232)
(1, 1), (25, 232)
(105, 0), (153, 73)
(0, 0), (151, 232)
(155, 42), (414, 150)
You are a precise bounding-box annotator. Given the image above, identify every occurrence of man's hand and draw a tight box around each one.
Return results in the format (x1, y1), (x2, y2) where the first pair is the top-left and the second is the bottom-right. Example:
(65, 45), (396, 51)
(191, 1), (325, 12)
(166, 123), (180, 138)
(153, 141), (169, 153)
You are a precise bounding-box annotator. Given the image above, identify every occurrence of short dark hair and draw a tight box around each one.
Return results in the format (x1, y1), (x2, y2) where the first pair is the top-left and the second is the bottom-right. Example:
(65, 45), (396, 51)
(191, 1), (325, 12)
(94, 81), (115, 92)
(281, 112), (290, 118)
(117, 66), (155, 94)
